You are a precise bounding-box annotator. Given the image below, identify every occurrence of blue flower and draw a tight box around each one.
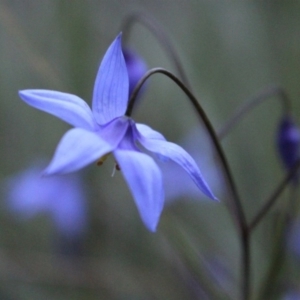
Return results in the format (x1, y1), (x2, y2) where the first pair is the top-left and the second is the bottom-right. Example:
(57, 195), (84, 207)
(5, 161), (87, 237)
(19, 34), (217, 231)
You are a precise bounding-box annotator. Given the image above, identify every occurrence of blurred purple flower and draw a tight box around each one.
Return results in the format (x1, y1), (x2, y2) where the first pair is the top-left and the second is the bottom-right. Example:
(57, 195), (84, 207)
(287, 218), (300, 259)
(19, 33), (216, 232)
(283, 290), (300, 300)
(5, 162), (87, 237)
(123, 47), (147, 98)
(277, 116), (300, 172)
(160, 128), (224, 203)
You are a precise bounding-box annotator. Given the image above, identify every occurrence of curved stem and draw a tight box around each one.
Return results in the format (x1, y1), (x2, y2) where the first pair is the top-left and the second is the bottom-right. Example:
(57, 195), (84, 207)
(126, 67), (246, 228)
(126, 67), (250, 299)
(218, 85), (291, 140)
(248, 159), (300, 232)
(121, 12), (192, 91)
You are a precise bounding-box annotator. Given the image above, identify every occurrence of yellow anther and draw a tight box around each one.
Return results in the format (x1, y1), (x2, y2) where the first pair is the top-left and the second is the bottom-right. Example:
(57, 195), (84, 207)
(96, 153), (110, 166)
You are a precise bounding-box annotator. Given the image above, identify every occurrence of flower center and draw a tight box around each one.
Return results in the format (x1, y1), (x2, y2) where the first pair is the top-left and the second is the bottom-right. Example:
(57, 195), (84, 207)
(96, 153), (111, 166)
(97, 153), (121, 175)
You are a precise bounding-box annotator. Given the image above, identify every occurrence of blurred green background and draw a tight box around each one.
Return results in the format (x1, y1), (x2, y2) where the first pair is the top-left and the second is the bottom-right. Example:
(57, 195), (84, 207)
(0, 1), (300, 299)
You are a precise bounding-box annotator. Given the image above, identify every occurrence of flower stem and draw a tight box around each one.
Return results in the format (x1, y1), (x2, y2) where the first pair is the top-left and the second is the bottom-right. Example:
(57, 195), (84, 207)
(257, 186), (296, 299)
(126, 67), (245, 227)
(248, 159), (300, 232)
(126, 67), (250, 300)
(121, 12), (192, 91)
(217, 85), (291, 140)
(242, 230), (251, 300)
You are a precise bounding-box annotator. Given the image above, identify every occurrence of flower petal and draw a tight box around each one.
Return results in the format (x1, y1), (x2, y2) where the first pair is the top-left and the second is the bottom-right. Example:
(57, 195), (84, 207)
(136, 123), (166, 140)
(114, 149), (164, 232)
(135, 126), (217, 201)
(98, 116), (130, 146)
(19, 90), (96, 130)
(92, 33), (129, 125)
(44, 128), (113, 175)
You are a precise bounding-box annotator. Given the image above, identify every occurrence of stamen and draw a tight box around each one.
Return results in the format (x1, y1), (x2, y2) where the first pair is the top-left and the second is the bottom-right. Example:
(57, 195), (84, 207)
(96, 153), (110, 166)
(111, 166), (116, 177)
(111, 163), (121, 177)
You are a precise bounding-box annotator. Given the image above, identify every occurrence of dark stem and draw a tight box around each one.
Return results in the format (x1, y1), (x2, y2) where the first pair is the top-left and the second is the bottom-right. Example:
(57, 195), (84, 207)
(242, 231), (251, 300)
(218, 85), (291, 140)
(121, 12), (192, 91)
(248, 159), (300, 232)
(257, 184), (297, 299)
(126, 67), (250, 300)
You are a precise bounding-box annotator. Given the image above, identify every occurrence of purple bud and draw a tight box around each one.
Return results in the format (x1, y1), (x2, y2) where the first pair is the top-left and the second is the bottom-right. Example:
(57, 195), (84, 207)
(277, 116), (300, 171)
(123, 47), (147, 98)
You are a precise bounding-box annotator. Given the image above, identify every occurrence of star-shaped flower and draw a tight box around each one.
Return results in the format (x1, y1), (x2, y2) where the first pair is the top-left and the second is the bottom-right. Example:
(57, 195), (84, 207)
(19, 33), (217, 231)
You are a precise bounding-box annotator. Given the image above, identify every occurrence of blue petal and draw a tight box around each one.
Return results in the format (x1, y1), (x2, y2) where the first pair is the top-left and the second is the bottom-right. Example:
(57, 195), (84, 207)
(135, 125), (218, 201)
(19, 90), (96, 130)
(44, 128), (113, 175)
(114, 149), (164, 232)
(92, 33), (129, 125)
(136, 123), (166, 140)
(98, 116), (130, 146)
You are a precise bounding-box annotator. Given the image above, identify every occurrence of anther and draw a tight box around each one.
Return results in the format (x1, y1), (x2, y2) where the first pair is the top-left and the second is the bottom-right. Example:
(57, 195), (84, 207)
(96, 153), (110, 166)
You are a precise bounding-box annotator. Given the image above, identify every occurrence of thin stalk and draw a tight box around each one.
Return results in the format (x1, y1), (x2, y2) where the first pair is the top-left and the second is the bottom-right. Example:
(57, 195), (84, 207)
(126, 68), (250, 300)
(242, 231), (251, 300)
(257, 184), (298, 299)
(121, 12), (192, 91)
(257, 211), (288, 300)
(248, 159), (300, 232)
(218, 85), (291, 140)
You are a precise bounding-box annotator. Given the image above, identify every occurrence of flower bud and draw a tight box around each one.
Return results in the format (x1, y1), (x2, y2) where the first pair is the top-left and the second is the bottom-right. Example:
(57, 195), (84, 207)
(277, 115), (300, 171)
(123, 47), (147, 98)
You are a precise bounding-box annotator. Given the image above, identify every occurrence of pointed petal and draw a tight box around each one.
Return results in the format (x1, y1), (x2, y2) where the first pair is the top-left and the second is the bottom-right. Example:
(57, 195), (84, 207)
(44, 128), (113, 175)
(92, 34), (129, 125)
(136, 123), (166, 140)
(114, 149), (164, 232)
(19, 90), (96, 130)
(135, 126), (217, 201)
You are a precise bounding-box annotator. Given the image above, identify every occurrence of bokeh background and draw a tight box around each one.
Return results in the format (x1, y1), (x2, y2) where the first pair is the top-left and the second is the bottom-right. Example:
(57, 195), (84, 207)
(0, 1), (300, 299)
